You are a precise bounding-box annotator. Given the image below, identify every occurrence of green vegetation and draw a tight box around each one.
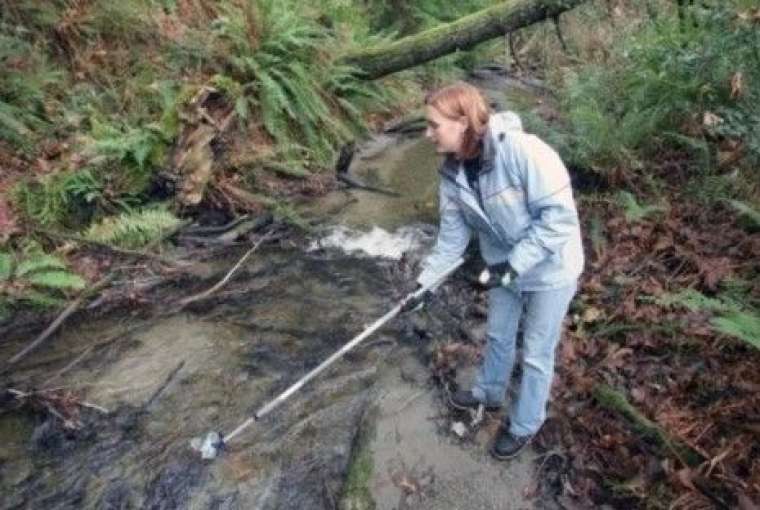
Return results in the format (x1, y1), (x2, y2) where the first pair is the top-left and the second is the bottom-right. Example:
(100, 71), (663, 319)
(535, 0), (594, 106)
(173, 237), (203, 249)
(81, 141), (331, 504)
(0, 246), (86, 318)
(553, 2), (760, 194)
(83, 205), (180, 249)
(657, 285), (760, 350)
(15, 169), (103, 227)
(339, 412), (376, 510)
(614, 191), (667, 223)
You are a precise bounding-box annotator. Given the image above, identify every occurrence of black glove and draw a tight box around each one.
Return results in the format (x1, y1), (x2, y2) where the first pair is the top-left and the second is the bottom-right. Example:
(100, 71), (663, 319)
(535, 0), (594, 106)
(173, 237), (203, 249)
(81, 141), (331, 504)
(400, 286), (433, 313)
(477, 261), (518, 289)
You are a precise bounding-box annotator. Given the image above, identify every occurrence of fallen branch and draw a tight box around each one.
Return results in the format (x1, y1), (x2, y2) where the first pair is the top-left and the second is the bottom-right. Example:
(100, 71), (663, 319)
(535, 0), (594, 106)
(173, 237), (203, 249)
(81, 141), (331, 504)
(7, 387), (109, 416)
(181, 214), (251, 236)
(7, 273), (116, 365)
(141, 360), (185, 410)
(593, 384), (703, 467)
(178, 231), (272, 307)
(337, 173), (401, 197)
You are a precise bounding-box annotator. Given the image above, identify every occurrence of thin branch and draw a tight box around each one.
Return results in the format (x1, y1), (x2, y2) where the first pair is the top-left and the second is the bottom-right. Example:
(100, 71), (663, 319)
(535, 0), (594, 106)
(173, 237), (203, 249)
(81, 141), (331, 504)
(6, 387), (109, 415)
(552, 14), (568, 52)
(7, 273), (116, 365)
(178, 231), (272, 307)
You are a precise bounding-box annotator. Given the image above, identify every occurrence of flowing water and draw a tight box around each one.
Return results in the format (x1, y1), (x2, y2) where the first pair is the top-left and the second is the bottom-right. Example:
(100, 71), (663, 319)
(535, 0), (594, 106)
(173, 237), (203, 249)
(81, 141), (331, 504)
(1, 76), (545, 509)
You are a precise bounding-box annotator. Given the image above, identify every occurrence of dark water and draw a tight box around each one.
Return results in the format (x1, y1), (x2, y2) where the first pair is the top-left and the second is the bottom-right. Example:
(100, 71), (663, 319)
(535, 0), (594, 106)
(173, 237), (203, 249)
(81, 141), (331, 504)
(0, 249), (406, 509)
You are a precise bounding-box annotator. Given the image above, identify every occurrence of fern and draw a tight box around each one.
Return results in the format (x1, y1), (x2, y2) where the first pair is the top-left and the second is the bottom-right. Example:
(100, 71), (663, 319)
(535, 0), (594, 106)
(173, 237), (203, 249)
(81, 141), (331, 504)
(0, 249), (87, 308)
(19, 289), (66, 308)
(26, 271), (86, 290)
(206, 0), (378, 167)
(0, 252), (12, 281)
(712, 311), (760, 350)
(658, 287), (760, 350)
(14, 169), (103, 227)
(0, 30), (61, 150)
(656, 288), (736, 313)
(615, 191), (666, 222)
(84, 206), (180, 249)
(727, 200), (760, 230)
(16, 254), (67, 277)
(89, 118), (167, 171)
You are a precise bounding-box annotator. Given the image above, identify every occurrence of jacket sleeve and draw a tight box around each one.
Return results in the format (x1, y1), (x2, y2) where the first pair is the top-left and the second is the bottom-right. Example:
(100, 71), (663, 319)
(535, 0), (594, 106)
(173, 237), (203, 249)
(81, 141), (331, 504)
(505, 135), (580, 276)
(417, 180), (471, 287)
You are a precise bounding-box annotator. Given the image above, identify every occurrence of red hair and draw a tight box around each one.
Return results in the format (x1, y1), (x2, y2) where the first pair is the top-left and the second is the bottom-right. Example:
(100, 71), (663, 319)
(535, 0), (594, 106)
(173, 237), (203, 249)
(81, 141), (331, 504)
(425, 82), (490, 159)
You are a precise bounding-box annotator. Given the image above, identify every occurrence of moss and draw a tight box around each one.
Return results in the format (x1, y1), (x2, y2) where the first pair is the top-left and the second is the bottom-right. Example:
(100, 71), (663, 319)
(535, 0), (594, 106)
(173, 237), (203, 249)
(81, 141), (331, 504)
(338, 408), (377, 510)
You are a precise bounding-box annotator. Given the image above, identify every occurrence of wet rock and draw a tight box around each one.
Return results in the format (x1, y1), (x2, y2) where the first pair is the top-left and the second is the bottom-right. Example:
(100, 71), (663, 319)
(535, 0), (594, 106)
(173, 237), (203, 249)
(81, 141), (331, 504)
(208, 492), (240, 510)
(142, 460), (205, 510)
(30, 418), (93, 455)
(259, 390), (373, 510)
(399, 357), (428, 386)
(100, 480), (134, 510)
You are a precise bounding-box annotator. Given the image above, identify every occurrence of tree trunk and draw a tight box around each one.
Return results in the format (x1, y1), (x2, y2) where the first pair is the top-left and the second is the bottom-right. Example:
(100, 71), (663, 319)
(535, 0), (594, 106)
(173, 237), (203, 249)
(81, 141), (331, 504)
(342, 0), (589, 80)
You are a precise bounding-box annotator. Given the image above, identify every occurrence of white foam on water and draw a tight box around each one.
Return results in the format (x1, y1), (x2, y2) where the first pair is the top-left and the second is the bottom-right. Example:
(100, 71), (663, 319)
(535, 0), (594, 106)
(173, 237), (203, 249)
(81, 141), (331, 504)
(309, 225), (425, 260)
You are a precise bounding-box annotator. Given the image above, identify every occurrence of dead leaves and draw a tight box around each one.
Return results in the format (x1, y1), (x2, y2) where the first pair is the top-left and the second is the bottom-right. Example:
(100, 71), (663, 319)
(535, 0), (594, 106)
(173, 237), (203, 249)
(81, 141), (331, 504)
(541, 196), (760, 507)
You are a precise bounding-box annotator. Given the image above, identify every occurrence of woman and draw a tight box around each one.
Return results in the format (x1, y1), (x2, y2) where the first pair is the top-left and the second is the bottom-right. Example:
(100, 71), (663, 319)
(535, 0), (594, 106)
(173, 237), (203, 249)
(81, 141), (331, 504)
(406, 82), (584, 460)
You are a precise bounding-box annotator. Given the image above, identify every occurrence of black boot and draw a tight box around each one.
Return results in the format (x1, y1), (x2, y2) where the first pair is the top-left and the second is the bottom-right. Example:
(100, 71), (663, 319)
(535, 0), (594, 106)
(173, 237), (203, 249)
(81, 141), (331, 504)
(448, 390), (501, 412)
(490, 428), (533, 460)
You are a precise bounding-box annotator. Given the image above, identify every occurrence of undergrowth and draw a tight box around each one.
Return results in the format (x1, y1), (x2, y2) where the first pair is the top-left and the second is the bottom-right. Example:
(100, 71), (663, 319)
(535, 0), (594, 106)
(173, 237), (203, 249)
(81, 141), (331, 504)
(554, 1), (760, 190)
(83, 205), (180, 249)
(0, 245), (85, 319)
(657, 285), (760, 350)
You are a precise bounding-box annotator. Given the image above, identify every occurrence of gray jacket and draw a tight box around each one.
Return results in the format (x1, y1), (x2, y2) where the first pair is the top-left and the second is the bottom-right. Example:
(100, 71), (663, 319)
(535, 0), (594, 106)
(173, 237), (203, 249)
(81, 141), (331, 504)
(417, 112), (584, 291)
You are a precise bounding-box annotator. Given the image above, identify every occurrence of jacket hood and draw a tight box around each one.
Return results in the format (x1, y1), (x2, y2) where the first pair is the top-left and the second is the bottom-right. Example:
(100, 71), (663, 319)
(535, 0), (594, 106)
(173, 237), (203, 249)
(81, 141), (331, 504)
(482, 111), (523, 169)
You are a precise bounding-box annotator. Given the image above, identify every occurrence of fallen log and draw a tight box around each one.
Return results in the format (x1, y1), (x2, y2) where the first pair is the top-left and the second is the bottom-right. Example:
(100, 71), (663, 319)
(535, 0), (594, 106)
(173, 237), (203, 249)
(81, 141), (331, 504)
(337, 173), (401, 197)
(342, 0), (589, 80)
(593, 384), (704, 467)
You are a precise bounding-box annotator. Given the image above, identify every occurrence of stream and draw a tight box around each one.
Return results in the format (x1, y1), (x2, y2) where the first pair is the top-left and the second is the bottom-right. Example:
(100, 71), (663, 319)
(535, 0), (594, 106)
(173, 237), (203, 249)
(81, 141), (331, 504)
(1, 72), (548, 510)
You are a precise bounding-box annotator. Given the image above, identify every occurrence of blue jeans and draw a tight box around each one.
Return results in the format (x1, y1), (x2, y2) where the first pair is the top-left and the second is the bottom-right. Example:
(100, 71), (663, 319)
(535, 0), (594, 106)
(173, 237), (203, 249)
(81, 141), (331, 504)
(471, 283), (577, 437)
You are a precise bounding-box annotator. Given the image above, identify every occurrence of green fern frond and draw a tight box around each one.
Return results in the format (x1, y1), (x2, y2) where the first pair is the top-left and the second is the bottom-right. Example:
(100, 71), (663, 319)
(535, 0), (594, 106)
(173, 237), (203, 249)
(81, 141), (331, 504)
(658, 287), (759, 349)
(656, 288), (736, 313)
(262, 160), (311, 179)
(84, 206), (180, 249)
(16, 254), (67, 277)
(26, 271), (86, 290)
(727, 200), (760, 230)
(0, 252), (12, 281)
(19, 289), (66, 308)
(14, 168), (103, 226)
(615, 191), (666, 222)
(712, 311), (760, 350)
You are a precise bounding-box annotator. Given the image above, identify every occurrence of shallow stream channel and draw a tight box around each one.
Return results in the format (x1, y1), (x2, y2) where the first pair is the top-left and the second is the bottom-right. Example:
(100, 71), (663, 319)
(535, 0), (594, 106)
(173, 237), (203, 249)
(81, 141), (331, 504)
(1, 73), (544, 510)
